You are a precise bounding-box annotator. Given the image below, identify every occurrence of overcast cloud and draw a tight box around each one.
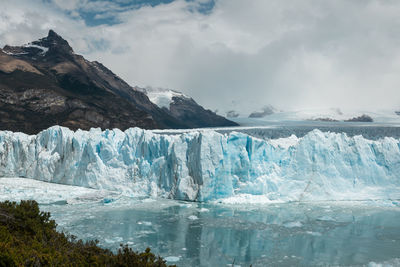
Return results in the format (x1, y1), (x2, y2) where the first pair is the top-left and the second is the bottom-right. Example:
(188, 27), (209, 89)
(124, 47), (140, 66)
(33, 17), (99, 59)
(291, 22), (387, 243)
(1, 0), (399, 114)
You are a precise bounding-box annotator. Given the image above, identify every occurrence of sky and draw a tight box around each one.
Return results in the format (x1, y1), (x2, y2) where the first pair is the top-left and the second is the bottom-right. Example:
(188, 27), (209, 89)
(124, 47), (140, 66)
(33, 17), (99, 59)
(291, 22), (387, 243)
(1, 0), (400, 115)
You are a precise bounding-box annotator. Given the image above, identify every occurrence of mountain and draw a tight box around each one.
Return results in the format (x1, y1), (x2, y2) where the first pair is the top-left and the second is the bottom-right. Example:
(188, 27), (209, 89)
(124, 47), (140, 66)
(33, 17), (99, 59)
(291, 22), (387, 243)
(226, 110), (240, 118)
(248, 105), (276, 118)
(344, 114), (373, 122)
(142, 87), (235, 128)
(0, 30), (237, 134)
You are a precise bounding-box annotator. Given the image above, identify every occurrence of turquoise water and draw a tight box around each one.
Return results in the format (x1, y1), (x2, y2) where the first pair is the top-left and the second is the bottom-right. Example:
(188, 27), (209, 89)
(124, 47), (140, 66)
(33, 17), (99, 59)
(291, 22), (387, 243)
(42, 199), (400, 266)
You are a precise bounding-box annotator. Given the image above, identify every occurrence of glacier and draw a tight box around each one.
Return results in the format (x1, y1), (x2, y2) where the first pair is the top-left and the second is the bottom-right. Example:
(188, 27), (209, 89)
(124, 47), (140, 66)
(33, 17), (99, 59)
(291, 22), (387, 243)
(0, 126), (399, 202)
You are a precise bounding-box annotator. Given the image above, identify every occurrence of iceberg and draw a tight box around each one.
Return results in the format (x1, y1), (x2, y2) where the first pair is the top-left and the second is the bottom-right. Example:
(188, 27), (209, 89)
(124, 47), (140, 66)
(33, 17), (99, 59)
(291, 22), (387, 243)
(0, 126), (399, 202)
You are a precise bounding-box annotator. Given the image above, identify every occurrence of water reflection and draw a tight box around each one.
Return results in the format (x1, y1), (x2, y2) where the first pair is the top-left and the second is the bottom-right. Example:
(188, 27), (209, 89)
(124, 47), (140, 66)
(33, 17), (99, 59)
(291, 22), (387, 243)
(43, 200), (400, 266)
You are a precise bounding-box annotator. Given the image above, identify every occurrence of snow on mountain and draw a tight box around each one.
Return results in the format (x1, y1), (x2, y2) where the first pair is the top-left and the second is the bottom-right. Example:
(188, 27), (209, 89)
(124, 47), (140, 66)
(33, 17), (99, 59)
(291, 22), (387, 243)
(1, 126), (399, 203)
(23, 43), (49, 55)
(139, 86), (237, 128)
(143, 87), (188, 109)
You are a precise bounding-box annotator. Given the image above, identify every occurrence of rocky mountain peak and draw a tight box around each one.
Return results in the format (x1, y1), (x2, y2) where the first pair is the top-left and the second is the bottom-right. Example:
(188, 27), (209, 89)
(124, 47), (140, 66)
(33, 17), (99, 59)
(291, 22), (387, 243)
(2, 30), (73, 57)
(48, 29), (60, 39)
(33, 29), (74, 55)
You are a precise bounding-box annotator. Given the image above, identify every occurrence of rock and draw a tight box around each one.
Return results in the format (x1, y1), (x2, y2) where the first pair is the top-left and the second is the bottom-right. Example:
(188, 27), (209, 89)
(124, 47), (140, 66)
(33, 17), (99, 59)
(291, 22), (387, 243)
(249, 105), (275, 118)
(226, 110), (240, 118)
(344, 114), (373, 122)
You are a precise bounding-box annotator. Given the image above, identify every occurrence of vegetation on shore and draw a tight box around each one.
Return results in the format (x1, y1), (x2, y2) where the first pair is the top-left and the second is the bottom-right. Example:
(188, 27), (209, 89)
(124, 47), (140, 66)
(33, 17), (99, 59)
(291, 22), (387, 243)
(0, 200), (174, 267)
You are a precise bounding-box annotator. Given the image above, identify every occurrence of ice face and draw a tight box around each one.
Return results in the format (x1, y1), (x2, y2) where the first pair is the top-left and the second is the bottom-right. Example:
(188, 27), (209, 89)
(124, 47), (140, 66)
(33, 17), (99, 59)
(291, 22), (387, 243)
(0, 126), (399, 202)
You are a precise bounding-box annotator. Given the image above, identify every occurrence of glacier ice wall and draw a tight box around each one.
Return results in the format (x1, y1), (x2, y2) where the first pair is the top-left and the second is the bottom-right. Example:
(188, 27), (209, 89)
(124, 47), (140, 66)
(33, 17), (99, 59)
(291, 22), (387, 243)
(0, 126), (399, 202)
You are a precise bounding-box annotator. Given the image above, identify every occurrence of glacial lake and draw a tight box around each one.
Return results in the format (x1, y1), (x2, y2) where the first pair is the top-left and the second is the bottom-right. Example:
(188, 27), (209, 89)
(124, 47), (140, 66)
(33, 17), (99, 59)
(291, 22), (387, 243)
(40, 199), (400, 267)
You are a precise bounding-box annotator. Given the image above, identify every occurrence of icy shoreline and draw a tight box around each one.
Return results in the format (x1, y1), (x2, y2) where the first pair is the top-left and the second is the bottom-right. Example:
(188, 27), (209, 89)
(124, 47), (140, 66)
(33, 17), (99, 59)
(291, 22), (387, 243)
(0, 177), (119, 204)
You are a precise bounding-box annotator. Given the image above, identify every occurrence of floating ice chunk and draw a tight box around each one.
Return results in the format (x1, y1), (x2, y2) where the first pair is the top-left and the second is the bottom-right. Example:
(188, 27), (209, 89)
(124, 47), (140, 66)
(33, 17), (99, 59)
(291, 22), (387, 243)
(283, 221), (303, 228)
(188, 215), (199, 220)
(306, 231), (322, 236)
(179, 203), (194, 208)
(165, 256), (180, 262)
(137, 221), (152, 226)
(199, 208), (209, 212)
(317, 215), (336, 222)
(104, 237), (123, 243)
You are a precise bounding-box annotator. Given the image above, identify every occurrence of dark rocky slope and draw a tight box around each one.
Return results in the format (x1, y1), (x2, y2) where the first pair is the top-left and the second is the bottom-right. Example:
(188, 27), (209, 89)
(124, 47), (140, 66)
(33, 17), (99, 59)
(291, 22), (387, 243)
(0, 30), (237, 134)
(344, 114), (373, 122)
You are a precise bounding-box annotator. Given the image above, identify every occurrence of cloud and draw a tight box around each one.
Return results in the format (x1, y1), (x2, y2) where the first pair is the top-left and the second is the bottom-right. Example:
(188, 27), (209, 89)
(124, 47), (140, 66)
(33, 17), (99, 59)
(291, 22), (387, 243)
(1, 0), (400, 114)
(0, 0), (84, 45)
(50, 0), (84, 11)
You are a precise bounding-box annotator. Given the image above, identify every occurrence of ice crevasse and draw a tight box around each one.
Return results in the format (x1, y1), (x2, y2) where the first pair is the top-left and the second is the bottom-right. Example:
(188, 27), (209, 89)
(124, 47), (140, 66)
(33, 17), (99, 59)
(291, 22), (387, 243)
(0, 126), (399, 202)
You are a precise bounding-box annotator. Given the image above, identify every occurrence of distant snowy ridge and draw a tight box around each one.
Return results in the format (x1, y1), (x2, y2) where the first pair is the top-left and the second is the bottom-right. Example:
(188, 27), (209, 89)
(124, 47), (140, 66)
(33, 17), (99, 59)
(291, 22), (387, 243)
(0, 126), (399, 203)
(237, 108), (400, 123)
(221, 106), (400, 124)
(143, 87), (188, 109)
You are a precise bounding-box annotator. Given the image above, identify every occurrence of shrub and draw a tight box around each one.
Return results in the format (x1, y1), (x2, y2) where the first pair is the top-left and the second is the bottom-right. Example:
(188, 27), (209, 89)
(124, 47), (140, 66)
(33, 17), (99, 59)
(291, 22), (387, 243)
(0, 200), (174, 267)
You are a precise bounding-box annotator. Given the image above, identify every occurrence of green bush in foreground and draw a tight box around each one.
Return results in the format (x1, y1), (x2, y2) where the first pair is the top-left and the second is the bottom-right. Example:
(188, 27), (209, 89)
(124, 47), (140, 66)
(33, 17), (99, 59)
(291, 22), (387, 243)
(0, 200), (175, 267)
